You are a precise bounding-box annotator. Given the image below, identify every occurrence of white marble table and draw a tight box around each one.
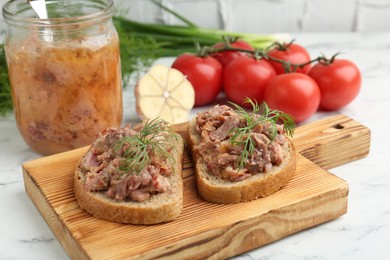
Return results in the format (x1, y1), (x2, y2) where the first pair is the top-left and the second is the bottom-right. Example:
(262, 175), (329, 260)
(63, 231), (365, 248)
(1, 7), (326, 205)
(1, 33), (389, 259)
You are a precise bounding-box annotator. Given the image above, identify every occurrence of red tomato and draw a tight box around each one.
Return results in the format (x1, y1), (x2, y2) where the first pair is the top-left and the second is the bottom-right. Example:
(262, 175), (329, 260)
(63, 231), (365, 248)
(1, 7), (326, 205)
(267, 43), (311, 74)
(308, 59), (361, 111)
(223, 56), (276, 106)
(211, 39), (254, 67)
(172, 53), (222, 106)
(264, 73), (321, 123)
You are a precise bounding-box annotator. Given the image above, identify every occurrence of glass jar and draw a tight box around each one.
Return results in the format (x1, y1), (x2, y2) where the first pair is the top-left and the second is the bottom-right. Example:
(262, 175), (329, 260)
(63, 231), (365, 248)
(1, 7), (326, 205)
(2, 0), (123, 155)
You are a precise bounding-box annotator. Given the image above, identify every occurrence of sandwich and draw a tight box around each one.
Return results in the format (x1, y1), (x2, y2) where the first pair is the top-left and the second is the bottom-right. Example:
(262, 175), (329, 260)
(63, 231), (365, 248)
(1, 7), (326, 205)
(74, 118), (184, 224)
(188, 99), (296, 204)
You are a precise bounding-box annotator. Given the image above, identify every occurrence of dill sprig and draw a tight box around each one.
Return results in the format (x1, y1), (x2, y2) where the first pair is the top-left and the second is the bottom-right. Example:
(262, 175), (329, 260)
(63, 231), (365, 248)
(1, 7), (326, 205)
(0, 44), (12, 116)
(228, 98), (296, 171)
(114, 118), (178, 175)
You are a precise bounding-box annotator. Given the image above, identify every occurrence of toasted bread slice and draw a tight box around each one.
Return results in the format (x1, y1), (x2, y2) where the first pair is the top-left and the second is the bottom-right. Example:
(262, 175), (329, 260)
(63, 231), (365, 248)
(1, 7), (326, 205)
(74, 130), (184, 225)
(188, 118), (296, 204)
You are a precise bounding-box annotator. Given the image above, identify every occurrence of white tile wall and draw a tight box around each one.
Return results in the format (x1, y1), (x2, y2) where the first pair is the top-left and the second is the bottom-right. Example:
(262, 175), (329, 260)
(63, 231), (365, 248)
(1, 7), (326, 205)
(358, 0), (390, 31)
(111, 0), (390, 33)
(0, 0), (389, 37)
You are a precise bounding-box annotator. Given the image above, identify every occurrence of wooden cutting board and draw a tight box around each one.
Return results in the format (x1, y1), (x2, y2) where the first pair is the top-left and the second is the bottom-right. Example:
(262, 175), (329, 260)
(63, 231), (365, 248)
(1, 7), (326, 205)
(22, 114), (370, 259)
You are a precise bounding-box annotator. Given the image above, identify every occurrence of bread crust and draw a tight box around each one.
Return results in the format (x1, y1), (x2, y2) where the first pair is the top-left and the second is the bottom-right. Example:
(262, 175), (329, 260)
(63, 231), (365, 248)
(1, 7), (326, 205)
(74, 133), (184, 225)
(188, 118), (296, 204)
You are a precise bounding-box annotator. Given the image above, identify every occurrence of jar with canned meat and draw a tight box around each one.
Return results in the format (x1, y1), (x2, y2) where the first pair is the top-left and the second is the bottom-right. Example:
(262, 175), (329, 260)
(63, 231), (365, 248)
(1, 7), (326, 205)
(2, 0), (123, 155)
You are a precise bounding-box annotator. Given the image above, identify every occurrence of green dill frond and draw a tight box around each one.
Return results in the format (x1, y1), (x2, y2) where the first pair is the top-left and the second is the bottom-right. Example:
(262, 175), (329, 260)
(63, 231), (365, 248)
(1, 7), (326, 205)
(268, 110), (296, 137)
(0, 44), (12, 116)
(228, 98), (296, 171)
(114, 118), (178, 175)
(114, 21), (159, 84)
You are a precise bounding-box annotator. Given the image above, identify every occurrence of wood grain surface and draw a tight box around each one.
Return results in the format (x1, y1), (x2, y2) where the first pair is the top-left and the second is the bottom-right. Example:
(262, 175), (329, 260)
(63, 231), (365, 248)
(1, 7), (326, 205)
(22, 114), (370, 259)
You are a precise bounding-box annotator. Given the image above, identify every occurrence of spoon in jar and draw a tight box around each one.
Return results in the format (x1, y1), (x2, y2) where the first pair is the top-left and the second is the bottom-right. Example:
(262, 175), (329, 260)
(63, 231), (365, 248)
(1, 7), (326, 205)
(27, 0), (48, 19)
(27, 0), (53, 41)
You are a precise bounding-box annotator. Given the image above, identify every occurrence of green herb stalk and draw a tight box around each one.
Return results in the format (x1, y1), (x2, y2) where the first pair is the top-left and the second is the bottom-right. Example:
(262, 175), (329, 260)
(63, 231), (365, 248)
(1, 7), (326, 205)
(114, 0), (286, 80)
